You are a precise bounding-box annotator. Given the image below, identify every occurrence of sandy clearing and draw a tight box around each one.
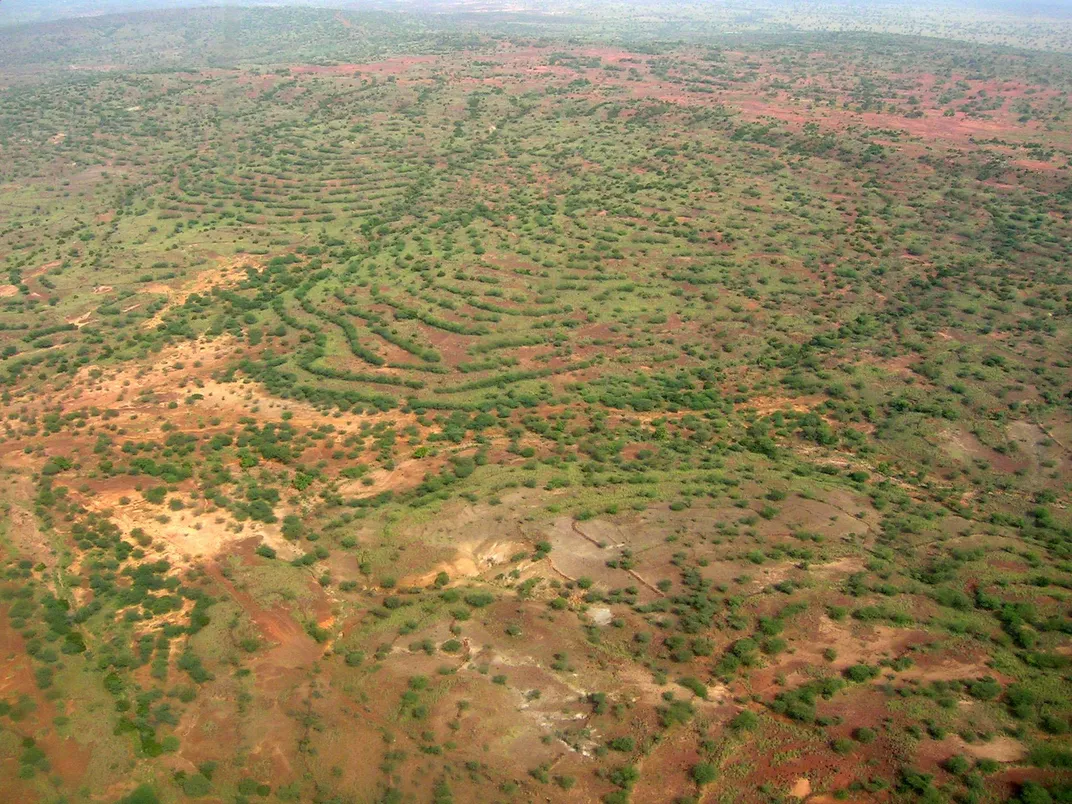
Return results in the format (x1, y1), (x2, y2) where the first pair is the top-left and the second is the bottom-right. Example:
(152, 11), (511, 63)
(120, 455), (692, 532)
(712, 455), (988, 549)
(789, 777), (812, 798)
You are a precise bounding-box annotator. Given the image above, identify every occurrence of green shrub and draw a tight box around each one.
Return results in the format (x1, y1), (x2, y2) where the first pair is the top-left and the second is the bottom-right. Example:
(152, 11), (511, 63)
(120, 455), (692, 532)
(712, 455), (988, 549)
(182, 774), (212, 797)
(730, 710), (759, 730)
(692, 762), (717, 785)
(831, 738), (854, 755)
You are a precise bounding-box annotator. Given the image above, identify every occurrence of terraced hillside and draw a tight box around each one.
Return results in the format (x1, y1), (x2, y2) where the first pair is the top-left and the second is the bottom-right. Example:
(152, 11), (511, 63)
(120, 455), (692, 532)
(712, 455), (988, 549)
(0, 10), (1071, 804)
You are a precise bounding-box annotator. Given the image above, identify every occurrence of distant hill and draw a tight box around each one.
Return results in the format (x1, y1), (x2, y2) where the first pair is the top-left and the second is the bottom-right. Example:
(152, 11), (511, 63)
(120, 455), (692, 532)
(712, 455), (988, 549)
(4, 0), (1072, 52)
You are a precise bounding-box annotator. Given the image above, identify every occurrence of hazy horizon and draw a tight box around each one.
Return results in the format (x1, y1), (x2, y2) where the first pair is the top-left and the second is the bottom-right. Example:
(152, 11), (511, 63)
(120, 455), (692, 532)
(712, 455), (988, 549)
(5, 0), (1072, 27)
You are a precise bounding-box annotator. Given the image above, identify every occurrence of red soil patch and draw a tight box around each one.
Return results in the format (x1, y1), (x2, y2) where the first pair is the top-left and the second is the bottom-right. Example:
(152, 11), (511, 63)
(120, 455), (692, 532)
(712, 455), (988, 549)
(0, 608), (93, 792)
(204, 560), (324, 675)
